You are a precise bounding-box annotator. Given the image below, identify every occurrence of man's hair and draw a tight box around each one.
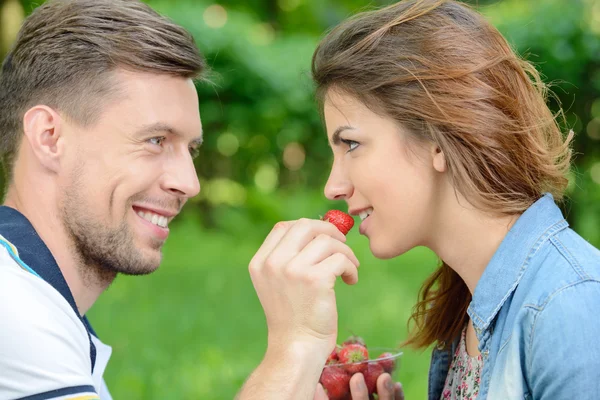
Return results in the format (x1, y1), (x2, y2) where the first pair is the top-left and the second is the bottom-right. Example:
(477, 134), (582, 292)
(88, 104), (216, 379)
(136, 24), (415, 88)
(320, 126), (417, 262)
(0, 0), (206, 180)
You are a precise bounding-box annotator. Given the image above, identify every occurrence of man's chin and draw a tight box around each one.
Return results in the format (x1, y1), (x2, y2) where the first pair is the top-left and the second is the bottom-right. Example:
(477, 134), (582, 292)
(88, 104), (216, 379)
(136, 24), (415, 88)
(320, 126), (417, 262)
(116, 265), (160, 276)
(112, 260), (161, 276)
(129, 248), (163, 275)
(102, 246), (163, 276)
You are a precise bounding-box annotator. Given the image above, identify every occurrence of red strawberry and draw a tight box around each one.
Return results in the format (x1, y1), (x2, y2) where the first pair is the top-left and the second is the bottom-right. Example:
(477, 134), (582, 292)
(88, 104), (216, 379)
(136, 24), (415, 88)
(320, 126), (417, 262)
(338, 343), (369, 374)
(322, 210), (354, 235)
(326, 348), (339, 365)
(363, 362), (384, 395)
(342, 335), (366, 347)
(320, 366), (351, 400)
(376, 352), (396, 373)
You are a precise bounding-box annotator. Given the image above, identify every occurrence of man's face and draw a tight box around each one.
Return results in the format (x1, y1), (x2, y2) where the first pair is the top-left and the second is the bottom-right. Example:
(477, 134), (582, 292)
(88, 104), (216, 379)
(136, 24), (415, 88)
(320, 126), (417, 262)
(59, 70), (202, 275)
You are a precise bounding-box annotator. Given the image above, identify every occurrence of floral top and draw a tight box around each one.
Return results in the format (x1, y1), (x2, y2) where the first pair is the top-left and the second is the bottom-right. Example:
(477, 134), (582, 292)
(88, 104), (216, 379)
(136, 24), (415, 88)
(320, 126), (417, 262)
(440, 325), (483, 400)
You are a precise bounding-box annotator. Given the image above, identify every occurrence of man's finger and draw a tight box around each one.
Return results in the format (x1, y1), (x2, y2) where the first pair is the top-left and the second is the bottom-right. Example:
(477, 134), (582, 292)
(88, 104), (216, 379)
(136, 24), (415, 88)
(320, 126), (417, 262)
(349, 372), (369, 399)
(267, 219), (347, 269)
(376, 373), (395, 400)
(292, 233), (359, 268)
(395, 382), (405, 400)
(248, 220), (295, 273)
(313, 252), (359, 286)
(376, 373), (405, 400)
(313, 383), (328, 400)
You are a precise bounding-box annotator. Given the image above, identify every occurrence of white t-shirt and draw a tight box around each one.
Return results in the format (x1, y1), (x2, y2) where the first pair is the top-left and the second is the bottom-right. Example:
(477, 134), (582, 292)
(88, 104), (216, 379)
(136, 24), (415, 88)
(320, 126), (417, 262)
(0, 235), (112, 400)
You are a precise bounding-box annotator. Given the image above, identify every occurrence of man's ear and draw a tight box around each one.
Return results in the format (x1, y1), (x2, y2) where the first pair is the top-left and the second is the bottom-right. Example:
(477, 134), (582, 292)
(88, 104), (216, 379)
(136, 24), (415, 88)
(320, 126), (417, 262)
(432, 143), (447, 173)
(22, 105), (65, 173)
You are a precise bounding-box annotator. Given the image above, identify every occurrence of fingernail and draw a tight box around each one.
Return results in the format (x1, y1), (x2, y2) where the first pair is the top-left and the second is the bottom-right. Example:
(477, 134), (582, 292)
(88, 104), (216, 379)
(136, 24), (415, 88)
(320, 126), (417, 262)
(386, 378), (394, 391)
(358, 377), (366, 391)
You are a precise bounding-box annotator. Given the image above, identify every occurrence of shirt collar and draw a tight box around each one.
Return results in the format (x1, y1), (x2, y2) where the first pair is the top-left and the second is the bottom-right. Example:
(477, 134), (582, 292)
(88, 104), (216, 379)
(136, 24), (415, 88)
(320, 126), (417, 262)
(0, 205), (98, 368)
(468, 193), (569, 333)
(0, 206), (81, 313)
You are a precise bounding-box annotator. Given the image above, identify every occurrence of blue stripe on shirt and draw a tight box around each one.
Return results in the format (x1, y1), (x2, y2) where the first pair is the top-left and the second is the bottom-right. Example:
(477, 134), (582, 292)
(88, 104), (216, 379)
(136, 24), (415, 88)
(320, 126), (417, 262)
(0, 237), (41, 278)
(15, 385), (98, 400)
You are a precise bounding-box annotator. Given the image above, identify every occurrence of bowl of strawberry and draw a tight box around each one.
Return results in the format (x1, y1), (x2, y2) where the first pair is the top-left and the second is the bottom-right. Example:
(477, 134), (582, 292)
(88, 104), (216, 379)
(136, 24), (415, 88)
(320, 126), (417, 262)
(320, 336), (403, 400)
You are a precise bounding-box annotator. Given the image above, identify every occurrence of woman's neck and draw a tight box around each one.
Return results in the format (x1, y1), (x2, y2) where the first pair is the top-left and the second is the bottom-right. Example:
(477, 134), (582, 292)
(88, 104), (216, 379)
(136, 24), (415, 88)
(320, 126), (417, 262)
(427, 194), (519, 295)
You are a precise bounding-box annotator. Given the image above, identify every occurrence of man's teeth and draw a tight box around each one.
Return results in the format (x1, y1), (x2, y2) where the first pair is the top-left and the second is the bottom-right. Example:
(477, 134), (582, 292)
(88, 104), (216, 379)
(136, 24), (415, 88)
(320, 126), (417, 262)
(137, 211), (168, 228)
(359, 208), (373, 221)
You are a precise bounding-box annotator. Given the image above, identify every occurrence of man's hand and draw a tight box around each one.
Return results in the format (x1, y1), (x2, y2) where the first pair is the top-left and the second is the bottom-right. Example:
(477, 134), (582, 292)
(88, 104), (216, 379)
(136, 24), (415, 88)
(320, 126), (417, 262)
(314, 373), (404, 400)
(238, 218), (360, 400)
(249, 218), (359, 357)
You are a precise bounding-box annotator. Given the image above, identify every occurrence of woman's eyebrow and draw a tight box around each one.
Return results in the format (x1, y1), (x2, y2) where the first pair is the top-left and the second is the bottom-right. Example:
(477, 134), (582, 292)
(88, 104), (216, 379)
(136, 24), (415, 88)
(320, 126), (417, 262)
(331, 125), (355, 146)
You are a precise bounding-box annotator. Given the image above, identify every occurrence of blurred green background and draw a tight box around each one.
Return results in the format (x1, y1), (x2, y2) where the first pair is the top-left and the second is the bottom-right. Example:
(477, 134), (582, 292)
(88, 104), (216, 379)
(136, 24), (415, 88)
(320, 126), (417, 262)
(1, 0), (599, 398)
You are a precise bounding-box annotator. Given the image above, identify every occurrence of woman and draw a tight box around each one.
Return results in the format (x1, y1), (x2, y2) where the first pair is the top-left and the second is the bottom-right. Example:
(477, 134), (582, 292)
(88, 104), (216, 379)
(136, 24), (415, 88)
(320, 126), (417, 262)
(238, 1), (600, 399)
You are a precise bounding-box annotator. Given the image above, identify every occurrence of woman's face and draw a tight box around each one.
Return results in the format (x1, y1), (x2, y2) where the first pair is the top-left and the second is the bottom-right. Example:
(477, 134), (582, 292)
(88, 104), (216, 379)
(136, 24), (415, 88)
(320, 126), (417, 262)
(323, 90), (446, 259)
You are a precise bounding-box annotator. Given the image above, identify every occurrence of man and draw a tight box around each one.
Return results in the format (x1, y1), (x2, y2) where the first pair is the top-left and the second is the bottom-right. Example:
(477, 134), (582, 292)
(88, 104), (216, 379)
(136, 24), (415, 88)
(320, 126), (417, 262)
(0, 0), (204, 398)
(0, 1), (401, 399)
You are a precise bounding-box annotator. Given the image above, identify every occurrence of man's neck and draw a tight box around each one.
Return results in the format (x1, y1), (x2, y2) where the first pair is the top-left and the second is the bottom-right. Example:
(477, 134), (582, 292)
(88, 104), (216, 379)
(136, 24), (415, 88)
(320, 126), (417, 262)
(3, 184), (113, 315)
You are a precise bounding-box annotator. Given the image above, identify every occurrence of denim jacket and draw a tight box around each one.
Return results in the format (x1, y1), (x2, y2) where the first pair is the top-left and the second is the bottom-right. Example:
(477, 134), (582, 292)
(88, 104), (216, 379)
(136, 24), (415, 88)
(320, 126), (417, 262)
(428, 193), (600, 400)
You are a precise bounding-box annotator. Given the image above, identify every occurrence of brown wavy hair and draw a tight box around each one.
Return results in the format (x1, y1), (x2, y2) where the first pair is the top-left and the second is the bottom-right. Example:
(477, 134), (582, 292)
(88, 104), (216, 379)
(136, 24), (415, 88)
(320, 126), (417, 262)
(311, 0), (573, 349)
(0, 0), (206, 183)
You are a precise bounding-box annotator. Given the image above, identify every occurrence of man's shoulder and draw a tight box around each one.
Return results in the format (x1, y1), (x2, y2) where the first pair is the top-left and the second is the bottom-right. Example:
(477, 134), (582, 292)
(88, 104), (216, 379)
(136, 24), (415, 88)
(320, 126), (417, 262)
(1, 241), (90, 342)
(0, 243), (90, 347)
(0, 242), (97, 398)
(0, 243), (83, 327)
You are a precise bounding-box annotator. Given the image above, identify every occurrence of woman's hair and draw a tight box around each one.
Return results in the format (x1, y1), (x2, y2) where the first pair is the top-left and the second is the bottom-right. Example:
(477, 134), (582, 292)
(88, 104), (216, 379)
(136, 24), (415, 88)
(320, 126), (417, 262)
(311, 0), (573, 349)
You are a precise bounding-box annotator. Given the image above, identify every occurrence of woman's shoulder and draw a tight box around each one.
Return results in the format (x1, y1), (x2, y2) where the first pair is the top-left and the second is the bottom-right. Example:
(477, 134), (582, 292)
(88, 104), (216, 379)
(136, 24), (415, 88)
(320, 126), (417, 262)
(536, 224), (598, 276)
(513, 226), (600, 311)
(535, 226), (600, 283)
(519, 275), (600, 397)
(551, 227), (600, 275)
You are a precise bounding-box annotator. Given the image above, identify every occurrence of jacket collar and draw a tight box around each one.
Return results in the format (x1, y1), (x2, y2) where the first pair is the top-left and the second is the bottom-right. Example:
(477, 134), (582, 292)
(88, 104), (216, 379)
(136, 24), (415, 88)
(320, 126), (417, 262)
(468, 193), (568, 336)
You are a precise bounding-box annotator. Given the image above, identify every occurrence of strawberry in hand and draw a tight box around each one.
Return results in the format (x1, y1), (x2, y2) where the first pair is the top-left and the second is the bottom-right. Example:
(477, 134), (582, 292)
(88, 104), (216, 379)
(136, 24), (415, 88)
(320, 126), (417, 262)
(322, 210), (354, 235)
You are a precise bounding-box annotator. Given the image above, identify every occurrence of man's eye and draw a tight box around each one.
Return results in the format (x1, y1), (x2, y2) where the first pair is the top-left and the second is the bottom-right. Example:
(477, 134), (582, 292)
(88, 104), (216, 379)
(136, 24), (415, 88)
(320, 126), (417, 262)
(189, 146), (200, 159)
(148, 137), (165, 146)
(341, 138), (360, 152)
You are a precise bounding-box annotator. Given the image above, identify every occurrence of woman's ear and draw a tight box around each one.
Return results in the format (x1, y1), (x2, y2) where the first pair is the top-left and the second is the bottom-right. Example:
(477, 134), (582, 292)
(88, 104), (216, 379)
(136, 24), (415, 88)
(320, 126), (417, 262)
(432, 144), (447, 173)
(22, 105), (64, 173)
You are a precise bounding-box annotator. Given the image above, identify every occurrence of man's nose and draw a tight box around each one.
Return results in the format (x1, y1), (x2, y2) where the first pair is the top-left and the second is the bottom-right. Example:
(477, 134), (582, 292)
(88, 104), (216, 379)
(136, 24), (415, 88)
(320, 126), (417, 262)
(161, 149), (201, 199)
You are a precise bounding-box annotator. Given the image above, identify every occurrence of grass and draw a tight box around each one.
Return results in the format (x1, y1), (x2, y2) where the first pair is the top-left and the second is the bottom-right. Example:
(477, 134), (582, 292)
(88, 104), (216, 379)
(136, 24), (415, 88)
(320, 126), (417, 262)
(88, 204), (440, 399)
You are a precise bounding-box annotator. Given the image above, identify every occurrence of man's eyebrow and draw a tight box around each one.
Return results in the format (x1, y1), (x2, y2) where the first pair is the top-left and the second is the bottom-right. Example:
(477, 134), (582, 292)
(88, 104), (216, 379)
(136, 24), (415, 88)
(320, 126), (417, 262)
(331, 125), (355, 146)
(137, 122), (203, 145)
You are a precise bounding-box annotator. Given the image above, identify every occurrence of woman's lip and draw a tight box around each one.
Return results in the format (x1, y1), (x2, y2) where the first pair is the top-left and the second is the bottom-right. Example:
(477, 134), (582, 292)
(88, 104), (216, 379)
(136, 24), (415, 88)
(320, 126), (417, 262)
(359, 214), (371, 235)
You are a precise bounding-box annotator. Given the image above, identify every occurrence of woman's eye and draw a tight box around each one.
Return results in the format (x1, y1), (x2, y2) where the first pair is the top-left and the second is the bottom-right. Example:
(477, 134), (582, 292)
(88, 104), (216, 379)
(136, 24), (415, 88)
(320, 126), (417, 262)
(341, 139), (360, 152)
(148, 137), (165, 146)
